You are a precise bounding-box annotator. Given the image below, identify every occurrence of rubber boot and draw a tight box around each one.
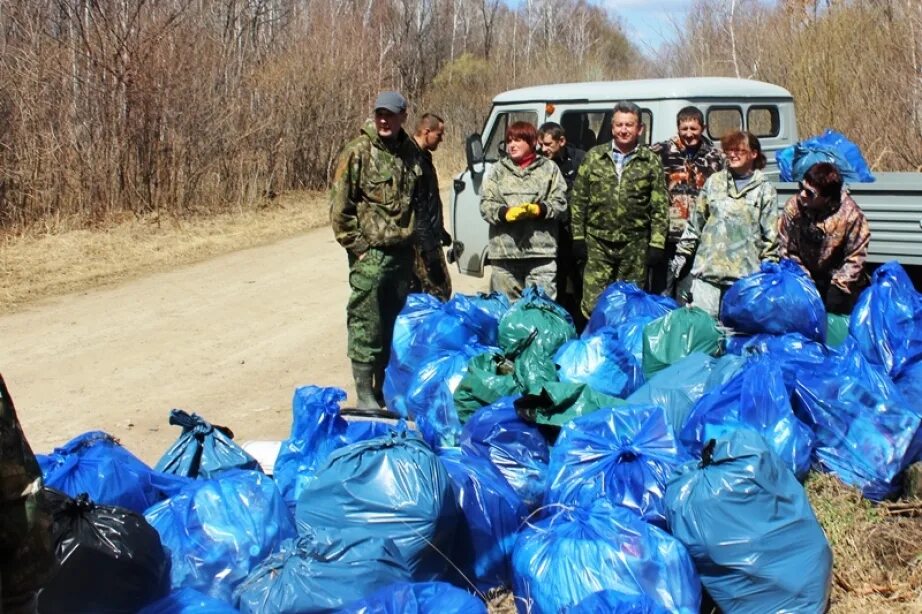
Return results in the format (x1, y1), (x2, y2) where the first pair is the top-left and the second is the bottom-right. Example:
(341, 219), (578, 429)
(351, 361), (379, 410)
(373, 360), (387, 408)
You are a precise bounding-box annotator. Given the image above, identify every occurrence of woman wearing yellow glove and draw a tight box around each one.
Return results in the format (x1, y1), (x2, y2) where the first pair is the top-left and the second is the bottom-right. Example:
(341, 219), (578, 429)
(479, 121), (568, 299)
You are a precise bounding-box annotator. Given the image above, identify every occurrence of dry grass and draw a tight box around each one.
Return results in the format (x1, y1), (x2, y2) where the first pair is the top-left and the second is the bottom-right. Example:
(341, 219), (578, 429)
(806, 473), (922, 612)
(0, 191), (329, 315)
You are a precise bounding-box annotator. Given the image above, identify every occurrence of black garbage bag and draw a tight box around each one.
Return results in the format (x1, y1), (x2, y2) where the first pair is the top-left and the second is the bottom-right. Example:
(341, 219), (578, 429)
(154, 409), (260, 479)
(38, 489), (170, 613)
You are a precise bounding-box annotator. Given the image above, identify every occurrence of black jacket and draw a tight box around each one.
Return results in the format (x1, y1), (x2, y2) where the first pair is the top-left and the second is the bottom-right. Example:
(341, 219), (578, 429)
(412, 144), (447, 253)
(553, 144), (586, 194)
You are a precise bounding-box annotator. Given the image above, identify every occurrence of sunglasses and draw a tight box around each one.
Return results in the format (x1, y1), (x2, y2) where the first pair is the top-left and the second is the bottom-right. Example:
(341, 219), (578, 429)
(798, 181), (819, 199)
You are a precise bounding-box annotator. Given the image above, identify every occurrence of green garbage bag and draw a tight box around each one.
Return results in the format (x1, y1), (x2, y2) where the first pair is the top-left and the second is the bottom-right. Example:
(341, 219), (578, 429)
(826, 314), (849, 348)
(499, 288), (576, 389)
(643, 307), (722, 378)
(454, 352), (526, 423)
(514, 381), (626, 428)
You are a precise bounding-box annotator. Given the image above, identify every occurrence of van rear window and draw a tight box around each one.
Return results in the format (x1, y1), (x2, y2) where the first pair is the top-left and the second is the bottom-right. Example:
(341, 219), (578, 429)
(707, 107), (743, 140)
(747, 106), (781, 138)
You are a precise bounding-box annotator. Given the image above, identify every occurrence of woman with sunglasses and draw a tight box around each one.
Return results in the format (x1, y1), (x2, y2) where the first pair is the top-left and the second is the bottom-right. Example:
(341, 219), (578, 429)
(670, 130), (779, 316)
(778, 161), (870, 314)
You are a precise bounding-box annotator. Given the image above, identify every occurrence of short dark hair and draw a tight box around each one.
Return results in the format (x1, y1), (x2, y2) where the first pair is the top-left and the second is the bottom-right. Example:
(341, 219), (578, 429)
(538, 122), (565, 140)
(506, 121), (537, 148)
(804, 162), (843, 198)
(721, 130), (767, 170)
(676, 106), (704, 127)
(416, 113), (444, 133)
(611, 101), (642, 122)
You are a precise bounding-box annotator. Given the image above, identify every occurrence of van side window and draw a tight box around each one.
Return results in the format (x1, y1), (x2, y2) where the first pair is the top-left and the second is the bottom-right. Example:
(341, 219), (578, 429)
(484, 111), (539, 161)
(561, 109), (653, 150)
(707, 107), (743, 140)
(747, 106), (780, 138)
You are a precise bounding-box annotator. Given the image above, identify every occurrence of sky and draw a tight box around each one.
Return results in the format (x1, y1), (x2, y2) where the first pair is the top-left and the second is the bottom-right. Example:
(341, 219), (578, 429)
(602, 0), (696, 53)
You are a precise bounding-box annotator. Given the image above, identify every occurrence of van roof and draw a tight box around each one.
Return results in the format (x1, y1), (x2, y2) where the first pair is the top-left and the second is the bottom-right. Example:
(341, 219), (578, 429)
(492, 77), (793, 104)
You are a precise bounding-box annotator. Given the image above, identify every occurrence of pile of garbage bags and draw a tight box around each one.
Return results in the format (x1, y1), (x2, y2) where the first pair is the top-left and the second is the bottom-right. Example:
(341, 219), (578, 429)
(32, 258), (921, 612)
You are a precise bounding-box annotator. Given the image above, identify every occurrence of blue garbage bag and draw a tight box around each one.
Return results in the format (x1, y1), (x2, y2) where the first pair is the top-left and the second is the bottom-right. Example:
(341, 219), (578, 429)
(723, 333), (828, 390)
(274, 386), (349, 508)
(405, 344), (491, 450)
(720, 259), (826, 342)
(384, 294), (444, 416)
(546, 405), (688, 527)
(554, 327), (644, 398)
(439, 449), (527, 591)
(585, 282), (677, 336)
(460, 400), (550, 510)
(155, 409), (260, 479)
(444, 292), (510, 347)
(295, 432), (459, 580)
(895, 359), (922, 407)
(627, 353), (746, 438)
(144, 469), (297, 603)
(38, 431), (189, 514)
(791, 340), (922, 499)
(138, 588), (239, 614)
(233, 529), (411, 614)
(665, 430), (832, 614)
(568, 592), (668, 613)
(337, 581), (486, 614)
(776, 129), (875, 183)
(849, 261), (922, 379)
(512, 500), (700, 614)
(681, 358), (815, 479)
(611, 316), (656, 364)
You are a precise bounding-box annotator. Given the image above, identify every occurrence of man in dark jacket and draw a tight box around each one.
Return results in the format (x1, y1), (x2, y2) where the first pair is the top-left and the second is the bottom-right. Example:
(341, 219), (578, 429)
(539, 122), (585, 326)
(330, 91), (422, 409)
(1, 374), (55, 613)
(411, 113), (453, 301)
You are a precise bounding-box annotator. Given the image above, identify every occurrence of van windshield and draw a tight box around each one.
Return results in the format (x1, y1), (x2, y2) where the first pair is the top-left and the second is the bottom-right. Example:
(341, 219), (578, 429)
(560, 109), (653, 151)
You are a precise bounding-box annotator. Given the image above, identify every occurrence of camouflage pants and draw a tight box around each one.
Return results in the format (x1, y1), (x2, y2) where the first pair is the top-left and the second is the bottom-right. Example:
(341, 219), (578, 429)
(347, 246), (413, 365)
(411, 247), (452, 302)
(581, 235), (647, 317)
(491, 258), (557, 301)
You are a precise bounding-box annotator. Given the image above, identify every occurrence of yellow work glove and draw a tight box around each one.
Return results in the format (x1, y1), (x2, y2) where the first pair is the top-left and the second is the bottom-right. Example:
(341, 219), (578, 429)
(524, 202), (543, 218)
(504, 204), (531, 222)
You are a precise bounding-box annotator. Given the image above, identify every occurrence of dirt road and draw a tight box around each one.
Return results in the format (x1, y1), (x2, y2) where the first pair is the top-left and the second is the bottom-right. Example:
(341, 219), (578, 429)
(0, 226), (487, 464)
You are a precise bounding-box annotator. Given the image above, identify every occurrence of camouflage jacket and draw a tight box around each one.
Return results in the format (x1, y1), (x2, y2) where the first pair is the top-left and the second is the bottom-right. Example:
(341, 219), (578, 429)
(570, 144), (669, 249)
(329, 121), (422, 255)
(676, 169), (780, 285)
(650, 136), (724, 242)
(1, 375), (55, 602)
(778, 191), (870, 294)
(479, 155), (568, 260)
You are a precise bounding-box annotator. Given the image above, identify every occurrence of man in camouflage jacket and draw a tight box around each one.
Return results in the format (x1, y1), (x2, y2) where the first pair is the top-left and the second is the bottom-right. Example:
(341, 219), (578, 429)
(330, 91), (422, 409)
(570, 101), (669, 317)
(649, 106), (723, 300)
(1, 374), (55, 613)
(778, 162), (870, 314)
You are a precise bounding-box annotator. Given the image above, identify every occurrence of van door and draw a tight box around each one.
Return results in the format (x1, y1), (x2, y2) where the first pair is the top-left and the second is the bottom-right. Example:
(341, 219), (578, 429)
(451, 107), (540, 277)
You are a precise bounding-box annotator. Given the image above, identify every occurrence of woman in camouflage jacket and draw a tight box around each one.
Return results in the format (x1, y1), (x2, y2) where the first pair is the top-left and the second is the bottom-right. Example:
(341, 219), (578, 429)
(479, 121), (568, 299)
(672, 131), (779, 316)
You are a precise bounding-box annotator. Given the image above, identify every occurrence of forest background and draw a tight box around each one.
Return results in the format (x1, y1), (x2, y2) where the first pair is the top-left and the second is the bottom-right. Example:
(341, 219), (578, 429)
(0, 0), (921, 231)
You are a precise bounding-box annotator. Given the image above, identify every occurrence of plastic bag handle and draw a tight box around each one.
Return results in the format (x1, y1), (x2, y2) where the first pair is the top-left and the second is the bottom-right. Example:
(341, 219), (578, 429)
(700, 439), (717, 468)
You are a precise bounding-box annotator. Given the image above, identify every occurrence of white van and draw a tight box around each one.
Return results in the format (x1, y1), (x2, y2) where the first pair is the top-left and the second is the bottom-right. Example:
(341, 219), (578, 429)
(450, 77), (798, 277)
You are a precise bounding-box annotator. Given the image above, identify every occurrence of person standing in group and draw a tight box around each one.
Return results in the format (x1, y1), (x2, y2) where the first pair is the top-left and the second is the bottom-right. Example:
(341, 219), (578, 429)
(410, 113), (453, 302)
(330, 91), (422, 409)
(538, 121), (586, 326)
(671, 130), (779, 317)
(778, 161), (870, 314)
(569, 101), (669, 318)
(479, 121), (568, 300)
(650, 106), (724, 301)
